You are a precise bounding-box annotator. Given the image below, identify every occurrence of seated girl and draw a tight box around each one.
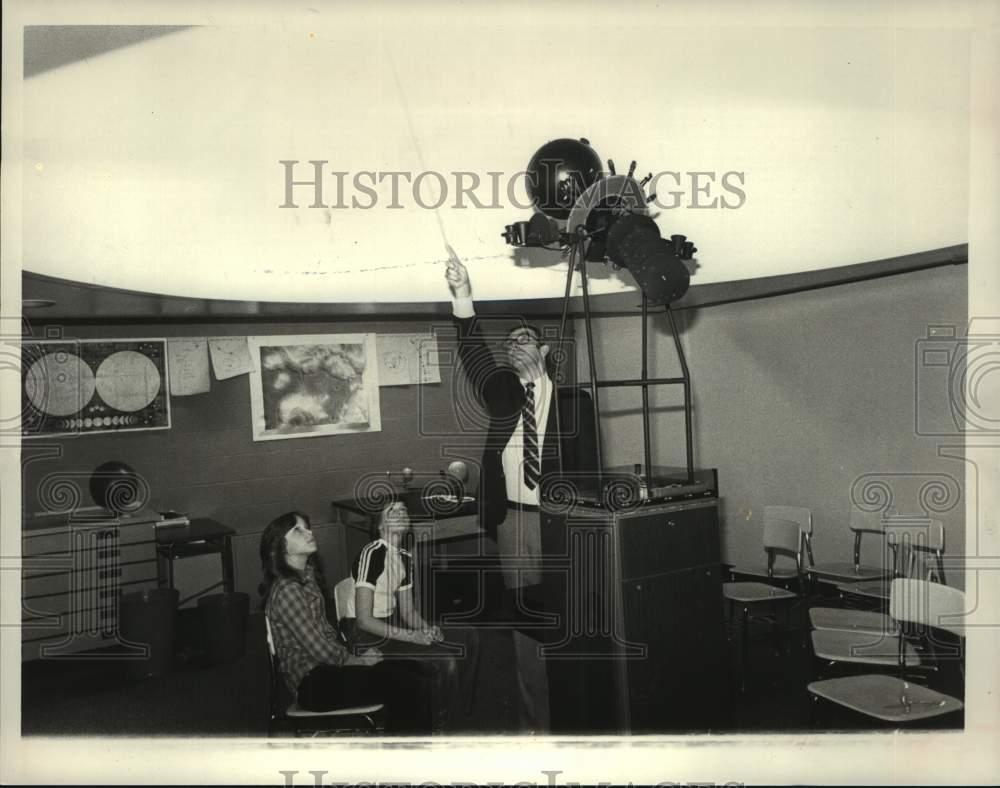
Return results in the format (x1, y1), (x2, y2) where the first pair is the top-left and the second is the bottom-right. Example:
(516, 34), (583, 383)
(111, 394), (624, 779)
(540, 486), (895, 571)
(339, 501), (481, 731)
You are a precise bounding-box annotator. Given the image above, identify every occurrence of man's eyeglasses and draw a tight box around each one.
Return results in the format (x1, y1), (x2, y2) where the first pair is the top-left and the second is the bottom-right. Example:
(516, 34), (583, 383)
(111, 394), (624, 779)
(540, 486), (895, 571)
(498, 333), (540, 349)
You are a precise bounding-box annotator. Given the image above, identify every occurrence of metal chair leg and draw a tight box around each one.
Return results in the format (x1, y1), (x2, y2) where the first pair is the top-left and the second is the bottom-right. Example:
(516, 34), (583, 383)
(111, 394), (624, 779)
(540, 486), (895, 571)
(740, 604), (750, 693)
(769, 607), (783, 657)
(808, 692), (824, 729)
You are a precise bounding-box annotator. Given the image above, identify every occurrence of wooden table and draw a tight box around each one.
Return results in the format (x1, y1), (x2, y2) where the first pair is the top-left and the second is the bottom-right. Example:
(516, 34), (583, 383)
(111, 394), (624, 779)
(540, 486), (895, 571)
(155, 518), (236, 601)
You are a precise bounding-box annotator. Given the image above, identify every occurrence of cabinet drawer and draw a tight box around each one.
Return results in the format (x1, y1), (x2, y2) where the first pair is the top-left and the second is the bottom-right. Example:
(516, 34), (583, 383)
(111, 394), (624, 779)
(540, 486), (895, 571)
(22, 576), (160, 620)
(620, 564), (725, 643)
(22, 560), (158, 599)
(24, 541), (156, 577)
(22, 540), (156, 580)
(23, 520), (155, 557)
(617, 503), (720, 580)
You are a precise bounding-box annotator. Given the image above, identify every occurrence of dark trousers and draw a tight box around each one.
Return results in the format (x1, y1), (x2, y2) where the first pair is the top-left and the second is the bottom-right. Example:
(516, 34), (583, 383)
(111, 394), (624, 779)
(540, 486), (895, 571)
(495, 506), (551, 732)
(296, 661), (432, 734)
(342, 617), (480, 732)
(493, 505), (606, 733)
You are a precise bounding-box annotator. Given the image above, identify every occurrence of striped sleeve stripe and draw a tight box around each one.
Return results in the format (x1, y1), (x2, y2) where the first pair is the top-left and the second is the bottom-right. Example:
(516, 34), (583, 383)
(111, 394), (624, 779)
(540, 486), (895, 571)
(355, 541), (386, 587)
(356, 541), (376, 582)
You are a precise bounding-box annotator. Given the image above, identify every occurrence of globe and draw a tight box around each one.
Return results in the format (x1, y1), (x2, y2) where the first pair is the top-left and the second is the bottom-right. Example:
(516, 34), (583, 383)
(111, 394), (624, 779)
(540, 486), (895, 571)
(89, 461), (149, 515)
(446, 460), (469, 485)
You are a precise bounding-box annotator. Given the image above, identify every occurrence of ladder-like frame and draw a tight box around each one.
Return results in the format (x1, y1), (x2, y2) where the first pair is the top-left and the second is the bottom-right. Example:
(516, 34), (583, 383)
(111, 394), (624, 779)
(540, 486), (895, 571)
(551, 235), (695, 485)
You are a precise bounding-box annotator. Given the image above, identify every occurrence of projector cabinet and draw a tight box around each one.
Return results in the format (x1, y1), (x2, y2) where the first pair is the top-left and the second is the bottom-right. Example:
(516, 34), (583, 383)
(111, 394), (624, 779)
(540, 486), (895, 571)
(539, 498), (726, 733)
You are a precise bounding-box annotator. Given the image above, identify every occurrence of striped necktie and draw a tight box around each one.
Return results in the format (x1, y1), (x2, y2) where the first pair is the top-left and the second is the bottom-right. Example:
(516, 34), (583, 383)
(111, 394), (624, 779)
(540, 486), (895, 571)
(523, 381), (540, 490)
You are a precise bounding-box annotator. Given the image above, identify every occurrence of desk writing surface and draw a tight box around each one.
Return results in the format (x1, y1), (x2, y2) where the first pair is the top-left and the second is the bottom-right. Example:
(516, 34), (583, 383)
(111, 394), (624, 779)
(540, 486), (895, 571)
(331, 490), (477, 522)
(23, 507), (160, 532)
(154, 518), (235, 545)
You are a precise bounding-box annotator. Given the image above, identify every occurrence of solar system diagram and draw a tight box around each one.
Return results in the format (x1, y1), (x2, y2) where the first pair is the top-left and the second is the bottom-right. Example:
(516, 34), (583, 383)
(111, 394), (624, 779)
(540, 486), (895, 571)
(21, 339), (171, 438)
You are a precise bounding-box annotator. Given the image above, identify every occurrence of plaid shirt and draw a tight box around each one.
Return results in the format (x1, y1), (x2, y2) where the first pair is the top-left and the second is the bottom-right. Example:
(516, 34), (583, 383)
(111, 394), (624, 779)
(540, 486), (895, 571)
(266, 567), (350, 694)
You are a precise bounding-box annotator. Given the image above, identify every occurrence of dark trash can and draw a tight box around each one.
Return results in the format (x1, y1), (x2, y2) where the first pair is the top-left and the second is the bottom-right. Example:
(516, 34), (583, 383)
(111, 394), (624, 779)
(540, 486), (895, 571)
(198, 592), (250, 664)
(119, 587), (179, 680)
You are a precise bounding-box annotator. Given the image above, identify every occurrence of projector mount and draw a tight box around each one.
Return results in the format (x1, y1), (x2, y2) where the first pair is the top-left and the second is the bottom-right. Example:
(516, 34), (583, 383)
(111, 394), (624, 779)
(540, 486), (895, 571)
(501, 140), (698, 486)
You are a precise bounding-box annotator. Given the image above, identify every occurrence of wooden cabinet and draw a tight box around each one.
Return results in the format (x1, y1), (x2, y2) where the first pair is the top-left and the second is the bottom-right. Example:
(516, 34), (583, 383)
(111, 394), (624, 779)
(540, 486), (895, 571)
(22, 510), (159, 661)
(619, 561), (726, 730)
(542, 498), (726, 733)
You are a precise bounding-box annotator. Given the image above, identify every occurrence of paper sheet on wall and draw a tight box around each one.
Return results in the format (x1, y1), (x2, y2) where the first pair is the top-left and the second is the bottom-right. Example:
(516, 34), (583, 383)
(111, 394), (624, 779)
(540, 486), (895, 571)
(418, 338), (442, 385)
(208, 337), (254, 380)
(376, 334), (441, 386)
(167, 338), (210, 395)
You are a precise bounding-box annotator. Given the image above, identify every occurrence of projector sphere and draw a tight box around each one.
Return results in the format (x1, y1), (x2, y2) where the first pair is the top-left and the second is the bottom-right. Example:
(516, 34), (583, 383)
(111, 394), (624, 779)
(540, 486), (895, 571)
(526, 138), (603, 220)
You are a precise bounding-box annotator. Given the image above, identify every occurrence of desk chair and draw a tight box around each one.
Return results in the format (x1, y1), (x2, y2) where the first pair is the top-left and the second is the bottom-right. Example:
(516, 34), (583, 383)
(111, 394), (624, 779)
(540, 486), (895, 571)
(729, 506), (812, 590)
(834, 519), (945, 604)
(810, 577), (963, 672)
(805, 509), (891, 591)
(264, 616), (384, 737)
(808, 606), (900, 637)
(811, 520), (947, 635)
(808, 578), (965, 725)
(333, 577), (355, 623)
(723, 580), (798, 692)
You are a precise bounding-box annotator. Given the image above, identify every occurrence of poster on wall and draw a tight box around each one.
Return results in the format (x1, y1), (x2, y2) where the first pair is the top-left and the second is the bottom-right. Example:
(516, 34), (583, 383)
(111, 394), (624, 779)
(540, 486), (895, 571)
(376, 333), (442, 386)
(21, 339), (171, 438)
(246, 333), (381, 441)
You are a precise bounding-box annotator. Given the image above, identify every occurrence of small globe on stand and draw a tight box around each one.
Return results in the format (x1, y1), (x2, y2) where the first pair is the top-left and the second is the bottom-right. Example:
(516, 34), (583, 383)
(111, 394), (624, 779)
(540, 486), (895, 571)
(89, 461), (149, 516)
(445, 461), (469, 499)
(446, 461), (469, 485)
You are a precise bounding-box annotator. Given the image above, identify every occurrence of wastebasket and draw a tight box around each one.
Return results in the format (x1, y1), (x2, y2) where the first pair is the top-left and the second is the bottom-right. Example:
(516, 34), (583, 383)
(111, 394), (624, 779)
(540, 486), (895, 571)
(119, 587), (179, 680)
(197, 592), (250, 664)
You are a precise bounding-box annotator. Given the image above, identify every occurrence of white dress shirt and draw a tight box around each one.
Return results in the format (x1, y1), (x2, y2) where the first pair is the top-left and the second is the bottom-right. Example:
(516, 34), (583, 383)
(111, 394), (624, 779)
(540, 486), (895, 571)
(452, 296), (551, 505)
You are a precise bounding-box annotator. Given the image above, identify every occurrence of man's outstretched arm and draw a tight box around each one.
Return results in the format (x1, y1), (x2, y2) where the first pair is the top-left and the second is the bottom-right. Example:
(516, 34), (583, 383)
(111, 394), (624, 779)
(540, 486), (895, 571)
(444, 246), (513, 411)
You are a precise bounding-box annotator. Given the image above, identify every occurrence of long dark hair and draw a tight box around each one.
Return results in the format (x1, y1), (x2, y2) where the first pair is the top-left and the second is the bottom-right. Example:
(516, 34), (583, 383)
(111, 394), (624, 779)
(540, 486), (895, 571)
(258, 510), (329, 604)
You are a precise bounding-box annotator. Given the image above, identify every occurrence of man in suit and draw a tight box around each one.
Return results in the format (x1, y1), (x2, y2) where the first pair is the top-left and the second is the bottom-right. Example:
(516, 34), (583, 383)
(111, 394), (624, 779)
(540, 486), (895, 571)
(444, 248), (598, 732)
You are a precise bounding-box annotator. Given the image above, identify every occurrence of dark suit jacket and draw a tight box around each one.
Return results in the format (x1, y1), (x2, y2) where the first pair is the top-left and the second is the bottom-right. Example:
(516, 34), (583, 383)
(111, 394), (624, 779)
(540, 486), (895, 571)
(455, 316), (599, 541)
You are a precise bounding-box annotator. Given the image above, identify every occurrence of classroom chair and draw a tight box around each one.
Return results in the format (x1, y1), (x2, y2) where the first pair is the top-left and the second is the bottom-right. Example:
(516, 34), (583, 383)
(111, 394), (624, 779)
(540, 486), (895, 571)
(807, 578), (965, 725)
(264, 616), (384, 737)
